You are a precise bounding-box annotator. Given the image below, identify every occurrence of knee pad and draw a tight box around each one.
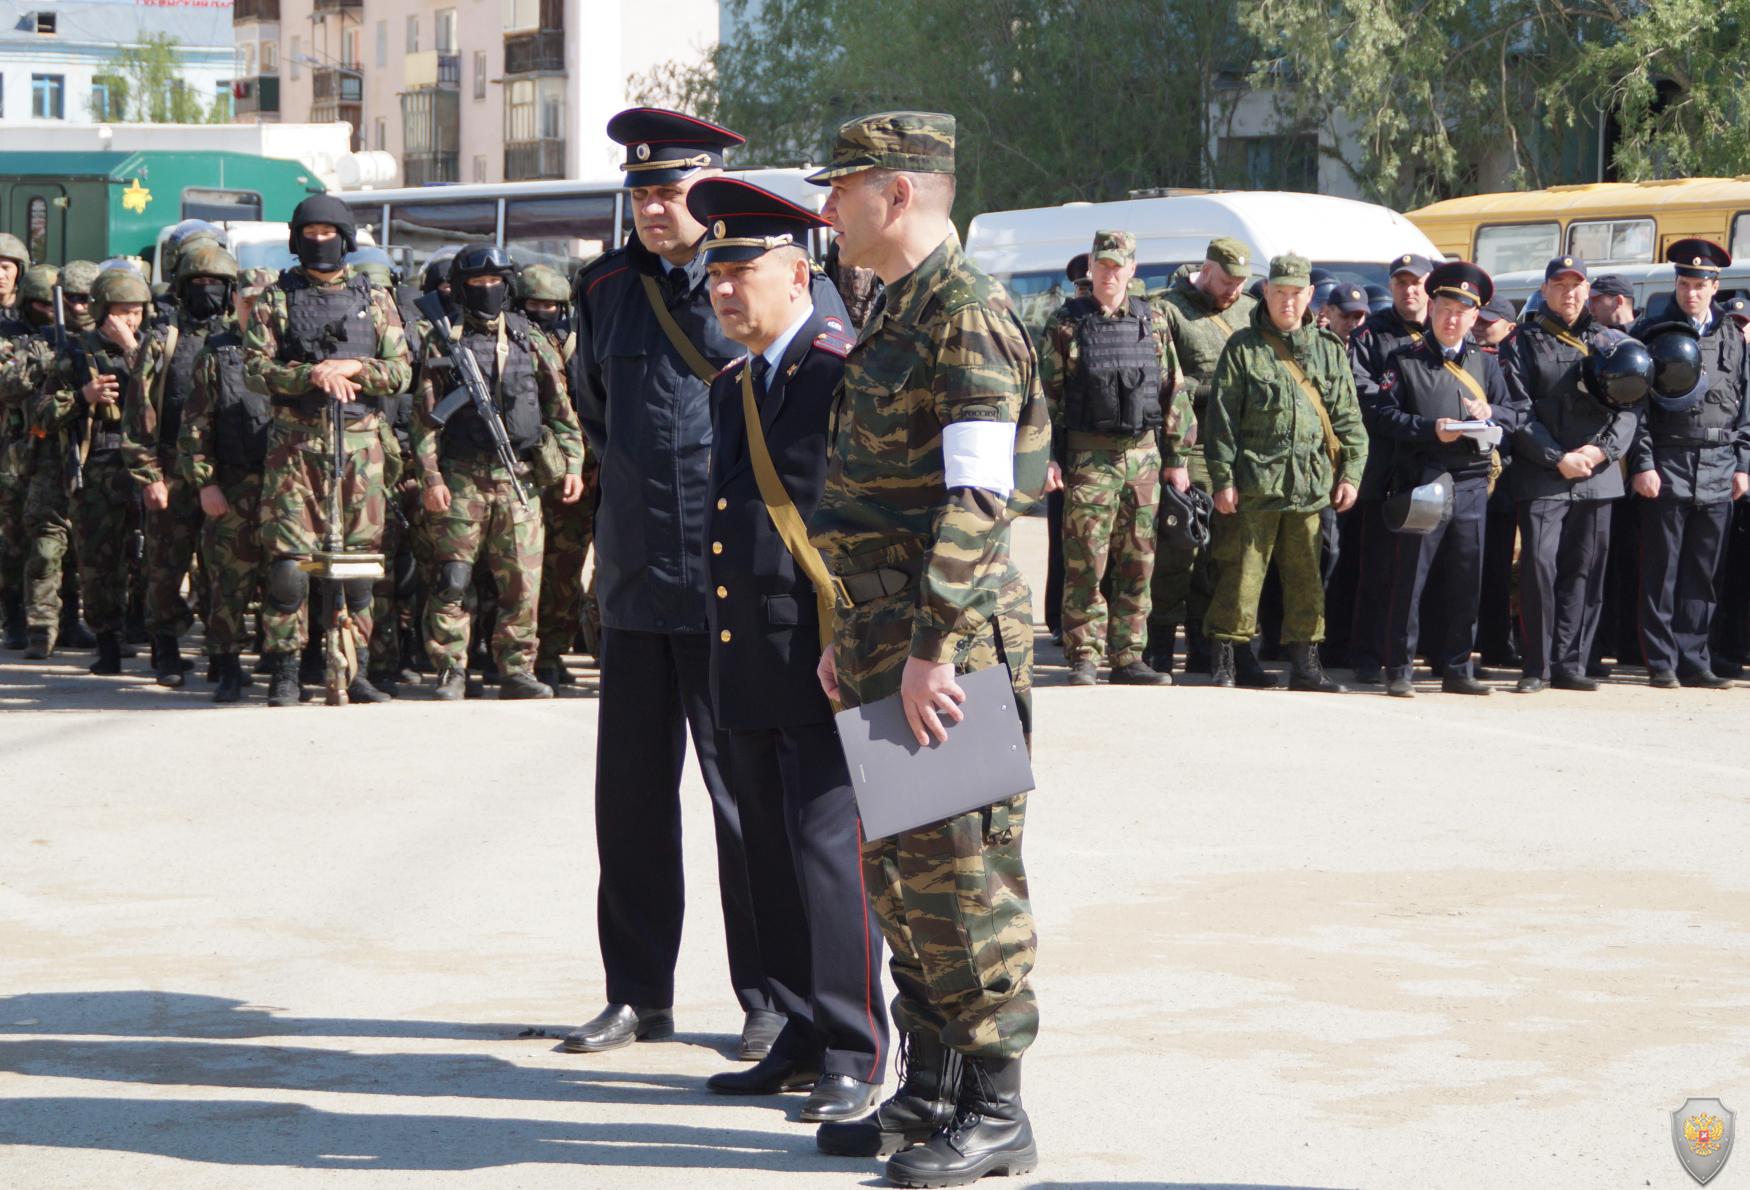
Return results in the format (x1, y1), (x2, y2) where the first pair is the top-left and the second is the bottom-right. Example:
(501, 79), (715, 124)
(266, 559), (309, 613)
(433, 560), (472, 605)
(343, 577), (373, 614)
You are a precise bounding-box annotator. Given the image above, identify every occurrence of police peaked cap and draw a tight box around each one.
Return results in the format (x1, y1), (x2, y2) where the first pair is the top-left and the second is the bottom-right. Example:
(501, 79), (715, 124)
(1667, 237), (1731, 278)
(687, 178), (830, 266)
(608, 108), (745, 188)
(289, 194), (358, 254)
(1425, 261), (1493, 308)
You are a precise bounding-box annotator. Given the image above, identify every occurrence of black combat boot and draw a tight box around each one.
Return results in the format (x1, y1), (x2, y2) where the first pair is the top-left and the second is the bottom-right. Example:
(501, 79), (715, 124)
(432, 667), (466, 701)
(58, 596), (97, 649)
(1183, 618), (1212, 674)
(2, 590), (26, 650)
(884, 1055), (1036, 1188)
(1289, 643), (1346, 693)
(347, 673), (393, 703)
(89, 632), (123, 675)
(1234, 639), (1280, 689)
(23, 627), (52, 660)
(213, 654), (244, 704)
(818, 1031), (963, 1159)
(153, 633), (186, 688)
(266, 651), (304, 707)
(499, 671), (554, 700)
(1211, 641), (1237, 688)
(299, 636), (325, 686)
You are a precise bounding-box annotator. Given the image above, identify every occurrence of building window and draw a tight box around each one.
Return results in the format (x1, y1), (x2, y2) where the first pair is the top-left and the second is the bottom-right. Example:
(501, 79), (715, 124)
(474, 154), (486, 183)
(213, 80), (232, 121)
(342, 28), (359, 68)
(290, 36), (301, 80)
(27, 197), (46, 260)
(34, 12), (55, 34)
(262, 41), (277, 73)
(31, 74), (64, 120)
(506, 79), (533, 141)
(375, 117), (386, 150)
(376, 20), (387, 67)
(538, 77), (562, 140)
(436, 8), (457, 53)
(473, 51), (486, 100)
(406, 15), (418, 52)
(503, 0), (538, 32)
(90, 80), (113, 120)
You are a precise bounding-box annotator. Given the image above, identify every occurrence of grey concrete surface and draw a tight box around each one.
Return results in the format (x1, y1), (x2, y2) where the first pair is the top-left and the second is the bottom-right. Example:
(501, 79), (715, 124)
(2, 515), (1749, 1189)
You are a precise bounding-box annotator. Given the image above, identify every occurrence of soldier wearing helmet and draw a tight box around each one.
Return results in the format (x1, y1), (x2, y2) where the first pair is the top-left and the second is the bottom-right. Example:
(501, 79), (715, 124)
(410, 243), (584, 701)
(241, 192), (412, 707)
(0, 232), (36, 648)
(122, 240), (242, 687)
(0, 231), (29, 322)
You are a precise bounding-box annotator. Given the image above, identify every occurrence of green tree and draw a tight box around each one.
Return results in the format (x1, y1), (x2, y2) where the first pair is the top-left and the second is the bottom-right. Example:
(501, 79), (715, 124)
(89, 34), (228, 124)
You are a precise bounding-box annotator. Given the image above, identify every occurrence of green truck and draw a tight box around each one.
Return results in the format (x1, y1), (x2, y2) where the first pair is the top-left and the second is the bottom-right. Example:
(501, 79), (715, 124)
(0, 149), (323, 268)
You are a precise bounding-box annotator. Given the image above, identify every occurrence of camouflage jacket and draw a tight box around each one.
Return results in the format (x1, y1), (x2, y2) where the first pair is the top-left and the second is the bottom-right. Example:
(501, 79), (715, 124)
(410, 311), (584, 484)
(535, 321), (596, 484)
(0, 331), (55, 449)
(242, 265), (412, 425)
(122, 311), (232, 487)
(1040, 296), (1191, 465)
(808, 231), (1051, 664)
(34, 328), (137, 445)
(1153, 265), (1258, 412)
(1204, 302), (1367, 512)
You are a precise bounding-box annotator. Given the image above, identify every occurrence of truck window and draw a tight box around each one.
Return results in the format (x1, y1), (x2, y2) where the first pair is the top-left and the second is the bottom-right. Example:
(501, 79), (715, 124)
(1566, 217), (1654, 265)
(183, 189), (264, 222)
(504, 194), (615, 278)
(1475, 223), (1559, 275)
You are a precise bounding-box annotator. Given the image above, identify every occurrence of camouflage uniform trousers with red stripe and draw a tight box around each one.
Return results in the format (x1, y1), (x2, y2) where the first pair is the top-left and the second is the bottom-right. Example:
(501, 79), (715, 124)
(142, 472), (203, 639)
(831, 587), (1038, 1060)
(423, 460), (544, 676)
(200, 469), (265, 655)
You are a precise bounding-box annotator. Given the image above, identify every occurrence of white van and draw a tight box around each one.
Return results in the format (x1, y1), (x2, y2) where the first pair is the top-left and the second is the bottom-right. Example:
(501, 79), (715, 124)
(965, 191), (1443, 312)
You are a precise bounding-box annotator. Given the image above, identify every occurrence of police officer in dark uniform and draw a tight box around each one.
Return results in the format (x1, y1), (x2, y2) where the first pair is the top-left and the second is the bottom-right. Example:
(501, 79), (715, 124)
(1628, 238), (1750, 688)
(1473, 295), (1522, 667)
(1373, 262), (1514, 697)
(1500, 255), (1643, 693)
(564, 108), (849, 1058)
(687, 177), (887, 1124)
(1345, 252), (1432, 683)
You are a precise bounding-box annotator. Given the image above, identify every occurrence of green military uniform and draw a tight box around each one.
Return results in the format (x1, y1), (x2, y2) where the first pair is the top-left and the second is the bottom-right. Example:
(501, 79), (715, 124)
(0, 233), (33, 645)
(805, 112), (1047, 1185)
(1041, 230), (1188, 681)
(1147, 240), (1258, 666)
(1204, 255), (1366, 684)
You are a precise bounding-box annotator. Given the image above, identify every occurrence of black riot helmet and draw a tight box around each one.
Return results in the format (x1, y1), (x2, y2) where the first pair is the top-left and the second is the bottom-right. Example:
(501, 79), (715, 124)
(449, 244), (516, 286)
(1638, 322), (1706, 412)
(1582, 337), (1656, 410)
(1157, 483), (1213, 551)
(288, 194), (358, 254)
(421, 245), (462, 294)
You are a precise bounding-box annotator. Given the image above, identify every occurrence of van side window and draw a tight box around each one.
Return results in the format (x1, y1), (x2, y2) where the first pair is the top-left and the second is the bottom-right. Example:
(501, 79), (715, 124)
(1567, 218), (1654, 266)
(1475, 223), (1559, 275)
(1731, 213), (1750, 263)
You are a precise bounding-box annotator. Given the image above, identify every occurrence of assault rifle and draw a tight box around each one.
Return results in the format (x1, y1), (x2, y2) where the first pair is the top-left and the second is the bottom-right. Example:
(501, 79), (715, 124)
(413, 291), (528, 507)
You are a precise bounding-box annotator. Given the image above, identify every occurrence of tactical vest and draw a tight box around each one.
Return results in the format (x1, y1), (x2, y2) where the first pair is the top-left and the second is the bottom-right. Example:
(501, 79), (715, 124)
(443, 312), (542, 460)
(1647, 314), (1746, 447)
(206, 331), (272, 469)
(80, 334), (133, 456)
(1062, 296), (1162, 435)
(157, 318), (214, 462)
(276, 269), (376, 420)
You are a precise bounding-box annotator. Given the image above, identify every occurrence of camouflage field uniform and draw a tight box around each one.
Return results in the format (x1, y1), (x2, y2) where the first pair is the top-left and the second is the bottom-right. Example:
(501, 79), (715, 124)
(353, 266), (417, 684)
(1, 328), (66, 639)
(1204, 288), (1366, 645)
(808, 218), (1048, 1060)
(1041, 232), (1188, 671)
(531, 322), (597, 675)
(0, 236), (32, 626)
(242, 264), (411, 656)
(411, 309), (582, 677)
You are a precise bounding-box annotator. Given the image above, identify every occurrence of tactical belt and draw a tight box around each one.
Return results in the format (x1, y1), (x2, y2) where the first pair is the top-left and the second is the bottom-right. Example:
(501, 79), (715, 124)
(839, 557), (925, 605)
(1653, 428), (1732, 447)
(443, 441), (533, 472)
(88, 431), (123, 452)
(271, 395), (375, 424)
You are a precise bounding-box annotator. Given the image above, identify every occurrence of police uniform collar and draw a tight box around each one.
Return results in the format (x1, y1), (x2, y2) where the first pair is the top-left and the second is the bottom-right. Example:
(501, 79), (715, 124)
(879, 230), (961, 328)
(759, 302), (816, 386)
(630, 231), (706, 290)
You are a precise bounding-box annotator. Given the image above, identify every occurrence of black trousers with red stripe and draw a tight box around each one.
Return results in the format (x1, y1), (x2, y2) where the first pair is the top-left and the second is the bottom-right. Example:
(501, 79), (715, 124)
(720, 721), (888, 1081)
(1382, 475), (1488, 681)
(1638, 496), (1732, 676)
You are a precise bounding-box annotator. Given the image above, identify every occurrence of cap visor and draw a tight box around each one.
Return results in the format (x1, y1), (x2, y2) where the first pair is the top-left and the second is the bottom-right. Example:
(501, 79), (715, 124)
(805, 160), (874, 185)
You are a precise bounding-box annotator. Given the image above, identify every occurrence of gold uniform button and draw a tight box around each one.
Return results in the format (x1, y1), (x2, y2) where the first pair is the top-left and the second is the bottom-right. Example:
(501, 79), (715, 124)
(720, 630), (732, 643)
(716, 498), (727, 511)
(715, 586), (728, 599)
(711, 541), (723, 555)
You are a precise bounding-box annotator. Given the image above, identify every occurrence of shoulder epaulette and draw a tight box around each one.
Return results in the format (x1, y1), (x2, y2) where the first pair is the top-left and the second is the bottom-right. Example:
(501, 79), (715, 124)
(714, 355), (750, 380)
(812, 331), (853, 358)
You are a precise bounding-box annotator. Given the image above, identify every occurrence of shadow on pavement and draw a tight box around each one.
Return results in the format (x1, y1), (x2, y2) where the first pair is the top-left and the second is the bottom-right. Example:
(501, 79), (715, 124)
(0, 991), (552, 1041)
(0, 1097), (863, 1173)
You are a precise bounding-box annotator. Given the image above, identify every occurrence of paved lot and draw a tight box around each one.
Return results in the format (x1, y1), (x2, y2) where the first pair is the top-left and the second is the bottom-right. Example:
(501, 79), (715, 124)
(3, 516), (1748, 1189)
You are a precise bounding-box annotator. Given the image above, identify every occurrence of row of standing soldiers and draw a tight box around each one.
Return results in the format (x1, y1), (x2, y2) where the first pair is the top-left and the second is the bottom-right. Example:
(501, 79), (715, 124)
(0, 198), (601, 704)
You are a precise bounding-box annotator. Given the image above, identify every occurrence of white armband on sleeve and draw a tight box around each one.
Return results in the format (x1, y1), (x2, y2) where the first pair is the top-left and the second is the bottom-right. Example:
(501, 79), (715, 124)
(941, 420), (1017, 497)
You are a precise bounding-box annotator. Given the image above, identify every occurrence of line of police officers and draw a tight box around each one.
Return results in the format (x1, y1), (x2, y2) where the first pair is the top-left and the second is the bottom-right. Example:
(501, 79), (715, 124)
(1043, 228), (1750, 698)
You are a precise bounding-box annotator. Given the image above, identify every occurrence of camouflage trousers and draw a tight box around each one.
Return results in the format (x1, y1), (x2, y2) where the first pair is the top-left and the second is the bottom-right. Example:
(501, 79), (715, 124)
(0, 436), (29, 600)
(367, 486), (420, 677)
(143, 472), (203, 639)
(832, 584), (1038, 1059)
(1061, 435), (1159, 665)
(258, 416), (387, 654)
(201, 469), (265, 655)
(535, 482), (593, 667)
(1206, 506), (1325, 644)
(22, 447), (71, 631)
(1149, 439), (1217, 631)
(424, 460), (544, 676)
(73, 454), (139, 635)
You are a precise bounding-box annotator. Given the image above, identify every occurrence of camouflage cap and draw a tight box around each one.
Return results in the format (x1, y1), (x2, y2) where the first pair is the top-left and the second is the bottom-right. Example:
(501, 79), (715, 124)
(807, 111), (955, 184)
(1206, 236), (1251, 279)
(1091, 230), (1135, 265)
(1268, 253), (1312, 287)
(238, 267), (276, 298)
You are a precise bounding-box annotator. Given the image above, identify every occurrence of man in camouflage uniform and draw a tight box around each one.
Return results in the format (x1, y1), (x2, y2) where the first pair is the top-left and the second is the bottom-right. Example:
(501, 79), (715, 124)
(179, 266), (275, 702)
(1042, 229), (1188, 686)
(413, 245), (585, 700)
(809, 111), (1046, 1187)
(0, 232), (36, 648)
(1147, 237), (1262, 679)
(34, 265), (152, 673)
(1204, 253), (1367, 693)
(518, 262), (599, 688)
(124, 241), (243, 686)
(243, 193), (412, 707)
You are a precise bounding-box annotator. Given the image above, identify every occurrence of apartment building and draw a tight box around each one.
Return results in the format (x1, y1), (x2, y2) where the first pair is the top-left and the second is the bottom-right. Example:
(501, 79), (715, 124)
(235, 0), (720, 187)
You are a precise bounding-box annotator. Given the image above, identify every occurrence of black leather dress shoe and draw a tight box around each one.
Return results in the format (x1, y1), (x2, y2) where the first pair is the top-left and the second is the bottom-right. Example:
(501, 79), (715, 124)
(739, 1009), (786, 1060)
(1681, 669), (1733, 689)
(801, 1074), (881, 1123)
(1441, 673), (1491, 696)
(1386, 677), (1414, 698)
(1552, 672), (1599, 692)
(706, 1052), (820, 1095)
(561, 1004), (674, 1053)
(1515, 676), (1547, 694)
(1649, 670), (1680, 689)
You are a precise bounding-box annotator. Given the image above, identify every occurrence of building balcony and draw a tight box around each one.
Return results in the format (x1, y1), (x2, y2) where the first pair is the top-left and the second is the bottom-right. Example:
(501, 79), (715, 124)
(403, 153), (460, 187)
(404, 51), (461, 90)
(312, 0), (362, 12)
(232, 75), (280, 117)
(312, 66), (363, 103)
(311, 102), (363, 150)
(232, 0), (280, 22)
(505, 138), (565, 181)
(503, 29), (563, 75)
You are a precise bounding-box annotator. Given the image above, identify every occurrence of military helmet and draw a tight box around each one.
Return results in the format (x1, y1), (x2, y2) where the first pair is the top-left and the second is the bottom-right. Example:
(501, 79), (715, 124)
(19, 264), (58, 305)
(1583, 335), (1657, 410)
(161, 219), (226, 279)
(517, 263), (570, 305)
(354, 262), (395, 290)
(0, 232), (29, 272)
(177, 241), (239, 288)
(421, 245), (462, 292)
(450, 243), (515, 287)
(1385, 473), (1456, 536)
(92, 266), (154, 317)
(238, 267), (276, 299)
(59, 260), (101, 298)
(1635, 324), (1702, 412)
(1157, 482), (1213, 552)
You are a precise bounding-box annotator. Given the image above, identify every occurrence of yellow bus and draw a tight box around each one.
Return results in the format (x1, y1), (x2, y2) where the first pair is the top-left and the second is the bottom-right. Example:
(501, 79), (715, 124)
(1406, 178), (1750, 276)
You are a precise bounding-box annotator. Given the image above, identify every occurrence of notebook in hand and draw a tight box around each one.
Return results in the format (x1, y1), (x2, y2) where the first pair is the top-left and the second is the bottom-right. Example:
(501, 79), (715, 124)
(835, 664), (1035, 840)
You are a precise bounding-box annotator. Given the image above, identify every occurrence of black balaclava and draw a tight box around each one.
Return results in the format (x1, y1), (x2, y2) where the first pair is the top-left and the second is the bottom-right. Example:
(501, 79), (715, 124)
(185, 280), (230, 321)
(461, 281), (508, 319)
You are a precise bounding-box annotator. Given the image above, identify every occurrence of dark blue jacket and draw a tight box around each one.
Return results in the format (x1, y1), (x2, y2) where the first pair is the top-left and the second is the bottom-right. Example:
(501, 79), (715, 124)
(705, 305), (853, 730)
(571, 233), (846, 633)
